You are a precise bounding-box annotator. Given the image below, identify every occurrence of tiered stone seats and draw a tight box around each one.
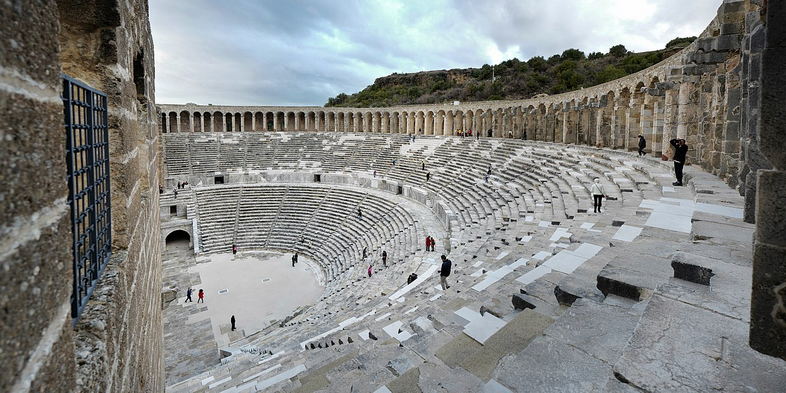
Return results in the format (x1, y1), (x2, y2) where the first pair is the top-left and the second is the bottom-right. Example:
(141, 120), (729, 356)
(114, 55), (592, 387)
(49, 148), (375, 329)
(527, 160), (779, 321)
(162, 132), (785, 393)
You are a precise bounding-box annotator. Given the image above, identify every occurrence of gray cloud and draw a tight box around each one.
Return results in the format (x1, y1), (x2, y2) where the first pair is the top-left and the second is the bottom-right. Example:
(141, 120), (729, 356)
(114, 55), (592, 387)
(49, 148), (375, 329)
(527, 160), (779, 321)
(150, 0), (719, 106)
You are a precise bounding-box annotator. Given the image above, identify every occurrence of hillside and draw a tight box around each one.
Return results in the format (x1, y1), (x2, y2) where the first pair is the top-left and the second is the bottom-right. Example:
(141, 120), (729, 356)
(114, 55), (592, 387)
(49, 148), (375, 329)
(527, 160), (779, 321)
(325, 37), (695, 107)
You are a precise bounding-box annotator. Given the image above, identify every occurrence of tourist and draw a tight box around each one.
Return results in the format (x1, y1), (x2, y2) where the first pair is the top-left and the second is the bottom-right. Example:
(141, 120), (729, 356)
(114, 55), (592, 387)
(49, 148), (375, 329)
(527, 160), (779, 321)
(439, 255), (452, 290)
(367, 264), (373, 277)
(508, 131), (513, 138)
(590, 178), (607, 213)
(362, 247), (367, 260)
(177, 181), (181, 189)
(357, 208), (363, 219)
(382, 250), (387, 267)
(426, 172), (431, 182)
(292, 252), (298, 267)
(670, 138), (688, 186)
(425, 236), (431, 252)
(430, 237), (436, 252)
(231, 315), (236, 331)
(421, 160), (425, 171)
(197, 289), (205, 303)
(487, 129), (493, 137)
(638, 135), (647, 156)
(373, 170), (377, 177)
(173, 188), (178, 199)
(232, 244), (237, 255)
(407, 273), (418, 284)
(185, 288), (193, 303)
(159, 186), (163, 194)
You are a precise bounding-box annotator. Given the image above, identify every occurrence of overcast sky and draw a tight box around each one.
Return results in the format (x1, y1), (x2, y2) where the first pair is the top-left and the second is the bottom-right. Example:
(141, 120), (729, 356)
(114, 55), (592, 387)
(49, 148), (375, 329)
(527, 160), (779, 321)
(150, 0), (719, 106)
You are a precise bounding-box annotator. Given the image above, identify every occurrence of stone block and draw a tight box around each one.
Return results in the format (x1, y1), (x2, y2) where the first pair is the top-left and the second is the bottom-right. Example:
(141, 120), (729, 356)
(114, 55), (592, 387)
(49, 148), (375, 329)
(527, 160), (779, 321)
(670, 252), (715, 285)
(750, 241), (786, 360)
(511, 294), (536, 310)
(754, 170), (786, 247)
(553, 275), (605, 306)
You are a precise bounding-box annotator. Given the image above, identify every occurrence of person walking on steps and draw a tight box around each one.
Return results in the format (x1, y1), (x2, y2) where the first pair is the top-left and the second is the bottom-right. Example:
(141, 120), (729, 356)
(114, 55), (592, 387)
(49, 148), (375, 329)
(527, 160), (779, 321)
(231, 315), (236, 331)
(197, 289), (205, 303)
(439, 255), (452, 290)
(590, 177), (608, 213)
(185, 287), (193, 303)
(292, 252), (298, 267)
(637, 135), (647, 156)
(382, 250), (387, 267)
(407, 272), (418, 284)
(367, 264), (373, 277)
(670, 138), (689, 186)
(426, 172), (431, 182)
(232, 244), (237, 255)
(430, 237), (436, 252)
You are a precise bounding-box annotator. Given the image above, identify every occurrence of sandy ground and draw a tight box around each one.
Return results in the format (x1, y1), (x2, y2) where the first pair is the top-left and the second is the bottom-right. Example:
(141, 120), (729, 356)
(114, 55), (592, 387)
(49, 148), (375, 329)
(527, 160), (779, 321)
(189, 251), (323, 346)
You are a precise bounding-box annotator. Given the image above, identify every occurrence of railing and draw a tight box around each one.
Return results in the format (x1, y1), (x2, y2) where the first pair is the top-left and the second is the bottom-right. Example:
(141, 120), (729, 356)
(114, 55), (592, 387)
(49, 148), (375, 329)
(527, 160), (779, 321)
(62, 74), (112, 320)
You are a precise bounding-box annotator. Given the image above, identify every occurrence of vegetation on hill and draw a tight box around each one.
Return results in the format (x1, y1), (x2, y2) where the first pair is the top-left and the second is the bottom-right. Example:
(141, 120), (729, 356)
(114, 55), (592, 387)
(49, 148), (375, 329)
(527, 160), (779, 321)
(325, 37), (695, 107)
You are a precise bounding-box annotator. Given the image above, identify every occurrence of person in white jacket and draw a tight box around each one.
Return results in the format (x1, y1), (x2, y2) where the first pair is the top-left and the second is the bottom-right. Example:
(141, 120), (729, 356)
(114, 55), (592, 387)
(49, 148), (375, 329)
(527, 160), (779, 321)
(590, 178), (607, 213)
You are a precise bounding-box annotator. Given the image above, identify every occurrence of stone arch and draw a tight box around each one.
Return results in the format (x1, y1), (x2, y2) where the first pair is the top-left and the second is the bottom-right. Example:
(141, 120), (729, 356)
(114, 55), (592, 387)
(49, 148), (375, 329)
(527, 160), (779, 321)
(243, 112), (253, 131)
(264, 111), (274, 131)
(203, 112), (212, 132)
(327, 112), (336, 131)
(179, 110), (190, 132)
(434, 110), (445, 135)
(286, 112), (296, 131)
(296, 112), (305, 131)
(391, 112), (400, 133)
(464, 110), (473, 133)
(213, 111), (223, 132)
(337, 112), (345, 132)
(168, 111), (178, 132)
(254, 112), (264, 131)
(164, 228), (192, 249)
(193, 112), (202, 132)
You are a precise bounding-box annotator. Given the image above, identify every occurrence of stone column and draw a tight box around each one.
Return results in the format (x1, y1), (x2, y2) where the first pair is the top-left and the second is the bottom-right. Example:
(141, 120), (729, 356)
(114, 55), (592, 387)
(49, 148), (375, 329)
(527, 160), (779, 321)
(750, 1), (786, 360)
(639, 94), (654, 152)
(161, 113), (167, 133)
(662, 86), (679, 157)
(626, 96), (642, 151)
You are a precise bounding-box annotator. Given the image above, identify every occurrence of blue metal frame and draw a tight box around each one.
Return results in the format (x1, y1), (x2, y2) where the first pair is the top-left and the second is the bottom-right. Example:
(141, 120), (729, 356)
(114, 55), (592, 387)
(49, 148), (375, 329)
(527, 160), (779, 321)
(62, 74), (112, 320)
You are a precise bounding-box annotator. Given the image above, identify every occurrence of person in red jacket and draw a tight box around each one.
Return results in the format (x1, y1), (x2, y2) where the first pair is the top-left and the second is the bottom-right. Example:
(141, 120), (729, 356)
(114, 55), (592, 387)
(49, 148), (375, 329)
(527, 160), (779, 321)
(197, 289), (205, 303)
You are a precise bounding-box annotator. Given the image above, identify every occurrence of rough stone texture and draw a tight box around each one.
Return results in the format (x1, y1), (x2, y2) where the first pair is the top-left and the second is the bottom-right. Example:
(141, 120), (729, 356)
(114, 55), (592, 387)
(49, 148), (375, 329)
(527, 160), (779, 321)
(1, 0), (162, 392)
(747, 0), (786, 360)
(614, 294), (786, 393)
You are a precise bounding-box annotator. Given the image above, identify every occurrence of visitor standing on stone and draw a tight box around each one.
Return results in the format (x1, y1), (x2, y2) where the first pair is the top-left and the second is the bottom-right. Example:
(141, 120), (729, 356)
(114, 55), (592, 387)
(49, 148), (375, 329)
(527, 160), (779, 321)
(232, 244), (237, 255)
(670, 138), (688, 186)
(638, 135), (647, 156)
(425, 236), (431, 251)
(357, 208), (363, 219)
(367, 264), (373, 277)
(430, 237), (437, 252)
(292, 252), (298, 267)
(439, 255), (452, 290)
(186, 288), (193, 303)
(590, 178), (608, 213)
(362, 247), (367, 260)
(382, 250), (387, 267)
(407, 273), (418, 284)
(421, 160), (425, 171)
(231, 315), (236, 331)
(198, 289), (205, 303)
(426, 172), (431, 182)
(173, 188), (178, 199)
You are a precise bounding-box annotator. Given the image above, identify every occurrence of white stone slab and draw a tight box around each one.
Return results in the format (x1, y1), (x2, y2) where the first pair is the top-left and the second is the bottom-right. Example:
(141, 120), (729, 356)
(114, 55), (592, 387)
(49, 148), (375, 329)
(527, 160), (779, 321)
(201, 376), (215, 385)
(429, 293), (442, 301)
(515, 265), (552, 285)
(543, 251), (587, 274)
(646, 211), (692, 233)
(209, 376), (232, 389)
(518, 235), (533, 243)
(404, 306), (419, 315)
(257, 350), (284, 365)
(454, 307), (480, 324)
(532, 251), (551, 261)
(580, 222), (595, 230)
(389, 264), (439, 300)
(256, 364), (307, 390)
(571, 243), (603, 258)
(374, 387), (393, 393)
(538, 220), (551, 227)
(358, 329), (370, 341)
(695, 202), (743, 219)
(549, 242), (570, 249)
(472, 260), (484, 267)
(549, 228), (571, 241)
(662, 186), (675, 193)
(383, 320), (414, 342)
(470, 269), (485, 277)
(374, 312), (392, 322)
(483, 379), (513, 393)
(612, 225), (643, 242)
(464, 312), (507, 344)
(243, 363), (282, 383)
(524, 216), (534, 222)
(509, 258), (529, 269)
(495, 251), (510, 260)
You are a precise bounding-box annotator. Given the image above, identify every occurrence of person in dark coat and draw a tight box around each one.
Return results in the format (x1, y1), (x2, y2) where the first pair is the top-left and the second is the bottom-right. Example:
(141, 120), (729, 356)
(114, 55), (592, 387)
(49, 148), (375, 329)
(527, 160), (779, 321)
(292, 252), (298, 267)
(670, 138), (689, 186)
(638, 135), (647, 156)
(439, 255), (452, 290)
(381, 250), (387, 267)
(407, 273), (418, 284)
(231, 315), (236, 331)
(185, 288), (193, 303)
(232, 244), (237, 255)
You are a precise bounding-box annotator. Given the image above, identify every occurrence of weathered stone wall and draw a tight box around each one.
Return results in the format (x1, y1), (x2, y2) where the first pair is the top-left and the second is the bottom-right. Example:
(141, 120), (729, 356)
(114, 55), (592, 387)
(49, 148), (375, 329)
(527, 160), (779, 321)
(746, 0), (786, 360)
(1, 0), (162, 392)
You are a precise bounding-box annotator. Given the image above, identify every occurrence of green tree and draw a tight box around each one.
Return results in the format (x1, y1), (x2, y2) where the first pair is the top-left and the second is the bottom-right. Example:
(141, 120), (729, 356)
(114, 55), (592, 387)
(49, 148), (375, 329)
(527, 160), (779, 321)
(561, 48), (585, 61)
(608, 44), (628, 57)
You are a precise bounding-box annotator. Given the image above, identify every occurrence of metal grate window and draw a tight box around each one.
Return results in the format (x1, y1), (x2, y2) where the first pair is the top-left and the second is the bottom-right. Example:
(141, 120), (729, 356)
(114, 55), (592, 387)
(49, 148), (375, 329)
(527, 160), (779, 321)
(62, 75), (112, 320)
